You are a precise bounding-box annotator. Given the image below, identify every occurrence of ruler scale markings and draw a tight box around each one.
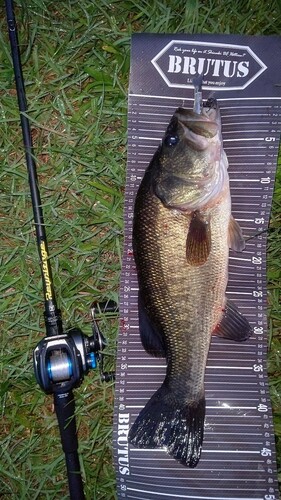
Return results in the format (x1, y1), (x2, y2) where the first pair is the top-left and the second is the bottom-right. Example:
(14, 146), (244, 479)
(130, 473), (266, 482)
(128, 481), (263, 500)
(115, 39), (279, 499)
(126, 492), (264, 500)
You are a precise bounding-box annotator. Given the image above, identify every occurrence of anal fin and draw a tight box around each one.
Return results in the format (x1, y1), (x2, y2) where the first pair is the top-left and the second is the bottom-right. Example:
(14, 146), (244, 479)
(213, 299), (252, 342)
(186, 211), (211, 266)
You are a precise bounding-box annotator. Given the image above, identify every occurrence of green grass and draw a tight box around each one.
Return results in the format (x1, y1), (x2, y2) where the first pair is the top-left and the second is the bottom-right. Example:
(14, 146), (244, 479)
(0, 0), (281, 498)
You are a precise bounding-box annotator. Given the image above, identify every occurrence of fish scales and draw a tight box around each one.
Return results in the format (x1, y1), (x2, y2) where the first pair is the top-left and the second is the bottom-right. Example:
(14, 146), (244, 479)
(134, 178), (230, 399)
(129, 91), (252, 468)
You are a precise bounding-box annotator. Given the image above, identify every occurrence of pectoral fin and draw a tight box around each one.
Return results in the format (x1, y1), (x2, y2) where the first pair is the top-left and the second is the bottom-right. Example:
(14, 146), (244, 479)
(213, 299), (252, 342)
(186, 211), (211, 266)
(228, 215), (245, 252)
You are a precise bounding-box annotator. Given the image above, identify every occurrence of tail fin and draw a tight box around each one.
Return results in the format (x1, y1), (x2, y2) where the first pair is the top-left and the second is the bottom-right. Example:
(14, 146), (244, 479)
(128, 385), (205, 467)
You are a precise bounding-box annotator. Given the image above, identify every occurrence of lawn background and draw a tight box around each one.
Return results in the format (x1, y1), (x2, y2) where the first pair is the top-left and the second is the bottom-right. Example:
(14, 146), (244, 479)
(0, 1), (280, 499)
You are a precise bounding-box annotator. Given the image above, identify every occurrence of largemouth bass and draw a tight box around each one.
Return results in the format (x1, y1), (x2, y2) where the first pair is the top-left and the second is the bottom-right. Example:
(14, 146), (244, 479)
(128, 87), (252, 467)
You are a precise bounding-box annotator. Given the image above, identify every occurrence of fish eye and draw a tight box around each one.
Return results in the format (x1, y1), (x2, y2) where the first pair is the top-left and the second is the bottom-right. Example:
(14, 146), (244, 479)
(164, 134), (179, 147)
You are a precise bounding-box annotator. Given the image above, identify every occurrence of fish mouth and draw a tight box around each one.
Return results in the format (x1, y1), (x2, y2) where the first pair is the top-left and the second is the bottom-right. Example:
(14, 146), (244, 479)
(173, 99), (221, 152)
(202, 97), (221, 123)
(153, 96), (225, 212)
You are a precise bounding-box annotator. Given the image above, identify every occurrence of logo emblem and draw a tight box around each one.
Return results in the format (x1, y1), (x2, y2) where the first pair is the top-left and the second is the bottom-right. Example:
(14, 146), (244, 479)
(151, 41), (267, 90)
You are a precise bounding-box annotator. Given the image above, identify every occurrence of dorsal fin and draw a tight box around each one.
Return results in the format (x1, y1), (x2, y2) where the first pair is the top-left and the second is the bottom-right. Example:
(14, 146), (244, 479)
(228, 215), (245, 252)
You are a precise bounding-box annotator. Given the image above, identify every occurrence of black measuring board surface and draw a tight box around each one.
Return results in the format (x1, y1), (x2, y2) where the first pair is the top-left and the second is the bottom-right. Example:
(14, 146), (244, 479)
(113, 34), (281, 500)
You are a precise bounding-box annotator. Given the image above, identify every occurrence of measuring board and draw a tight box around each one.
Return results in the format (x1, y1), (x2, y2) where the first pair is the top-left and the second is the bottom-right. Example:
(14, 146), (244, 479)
(113, 34), (281, 500)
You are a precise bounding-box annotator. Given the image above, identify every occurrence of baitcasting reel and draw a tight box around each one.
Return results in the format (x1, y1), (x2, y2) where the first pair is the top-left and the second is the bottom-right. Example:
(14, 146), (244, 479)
(33, 301), (117, 394)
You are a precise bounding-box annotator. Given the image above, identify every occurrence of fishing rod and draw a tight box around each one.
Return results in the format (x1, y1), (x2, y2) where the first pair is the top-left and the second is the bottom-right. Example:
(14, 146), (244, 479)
(5, 1), (116, 498)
